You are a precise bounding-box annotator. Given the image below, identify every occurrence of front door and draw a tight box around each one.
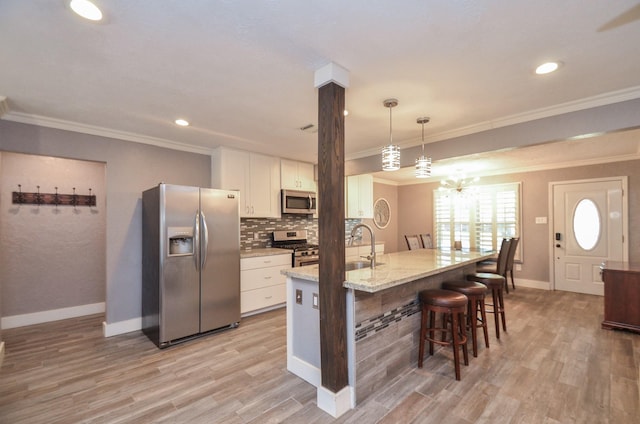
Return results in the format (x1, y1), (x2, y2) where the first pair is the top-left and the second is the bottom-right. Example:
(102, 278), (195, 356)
(552, 178), (627, 295)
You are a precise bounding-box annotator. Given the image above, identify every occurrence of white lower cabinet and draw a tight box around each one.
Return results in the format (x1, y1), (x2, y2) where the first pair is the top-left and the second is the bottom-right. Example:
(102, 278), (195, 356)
(241, 253), (291, 315)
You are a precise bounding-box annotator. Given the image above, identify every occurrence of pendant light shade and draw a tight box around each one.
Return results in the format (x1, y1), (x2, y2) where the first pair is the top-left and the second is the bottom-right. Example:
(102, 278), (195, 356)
(381, 98), (400, 171)
(415, 116), (432, 178)
(415, 156), (432, 178)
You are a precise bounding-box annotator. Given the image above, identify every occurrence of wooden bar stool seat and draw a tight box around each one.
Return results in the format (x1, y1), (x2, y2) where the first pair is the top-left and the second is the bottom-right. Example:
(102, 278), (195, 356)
(442, 280), (490, 357)
(466, 272), (507, 339)
(418, 289), (469, 381)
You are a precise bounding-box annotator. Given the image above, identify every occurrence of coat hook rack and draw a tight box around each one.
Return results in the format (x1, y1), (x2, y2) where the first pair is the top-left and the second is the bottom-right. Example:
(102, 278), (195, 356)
(12, 185), (96, 207)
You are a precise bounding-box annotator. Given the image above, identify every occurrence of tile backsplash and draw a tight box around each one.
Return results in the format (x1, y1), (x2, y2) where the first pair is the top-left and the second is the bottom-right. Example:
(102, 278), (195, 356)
(240, 216), (363, 250)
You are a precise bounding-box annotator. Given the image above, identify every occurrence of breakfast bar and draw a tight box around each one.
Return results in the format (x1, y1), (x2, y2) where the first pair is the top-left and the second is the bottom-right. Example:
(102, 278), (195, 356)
(282, 248), (494, 415)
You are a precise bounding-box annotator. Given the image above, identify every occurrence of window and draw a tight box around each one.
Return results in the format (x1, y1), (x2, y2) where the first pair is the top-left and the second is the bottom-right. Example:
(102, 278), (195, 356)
(434, 182), (521, 260)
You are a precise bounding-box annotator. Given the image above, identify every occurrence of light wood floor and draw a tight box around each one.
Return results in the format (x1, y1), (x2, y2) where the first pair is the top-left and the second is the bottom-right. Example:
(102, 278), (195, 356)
(1, 287), (639, 423)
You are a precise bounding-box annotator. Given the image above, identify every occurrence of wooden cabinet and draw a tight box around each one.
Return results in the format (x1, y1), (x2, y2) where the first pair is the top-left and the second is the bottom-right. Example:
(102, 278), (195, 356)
(601, 261), (640, 333)
(241, 253), (291, 315)
(281, 159), (316, 191)
(212, 147), (280, 218)
(345, 174), (373, 218)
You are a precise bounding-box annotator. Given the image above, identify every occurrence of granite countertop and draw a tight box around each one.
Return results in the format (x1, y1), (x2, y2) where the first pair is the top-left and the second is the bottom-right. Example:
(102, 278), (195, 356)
(282, 249), (494, 293)
(241, 247), (292, 259)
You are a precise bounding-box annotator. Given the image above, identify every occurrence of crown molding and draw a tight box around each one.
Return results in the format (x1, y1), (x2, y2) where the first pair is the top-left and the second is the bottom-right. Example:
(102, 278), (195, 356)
(2, 111), (214, 155)
(348, 85), (640, 160)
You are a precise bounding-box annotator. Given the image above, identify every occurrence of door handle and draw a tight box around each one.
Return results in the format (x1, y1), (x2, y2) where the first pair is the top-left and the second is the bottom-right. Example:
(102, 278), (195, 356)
(194, 212), (200, 271)
(200, 211), (209, 269)
(555, 244), (561, 248)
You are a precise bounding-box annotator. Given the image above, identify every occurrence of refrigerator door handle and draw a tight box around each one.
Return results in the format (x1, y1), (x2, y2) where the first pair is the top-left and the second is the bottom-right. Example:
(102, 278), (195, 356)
(194, 211), (200, 271)
(201, 211), (209, 269)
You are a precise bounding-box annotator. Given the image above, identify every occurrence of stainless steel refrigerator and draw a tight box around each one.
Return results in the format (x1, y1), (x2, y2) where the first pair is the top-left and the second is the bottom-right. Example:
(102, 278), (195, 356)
(142, 183), (240, 348)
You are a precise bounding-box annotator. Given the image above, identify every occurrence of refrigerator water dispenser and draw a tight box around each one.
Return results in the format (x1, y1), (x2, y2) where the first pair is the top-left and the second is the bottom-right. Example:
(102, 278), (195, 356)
(168, 227), (194, 256)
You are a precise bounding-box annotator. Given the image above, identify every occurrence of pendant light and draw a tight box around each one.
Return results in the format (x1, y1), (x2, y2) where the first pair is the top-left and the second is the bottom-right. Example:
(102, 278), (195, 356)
(415, 117), (432, 178)
(381, 98), (400, 171)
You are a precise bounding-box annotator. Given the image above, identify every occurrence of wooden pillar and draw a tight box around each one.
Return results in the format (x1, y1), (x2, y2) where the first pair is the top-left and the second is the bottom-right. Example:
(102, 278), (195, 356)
(317, 81), (347, 393)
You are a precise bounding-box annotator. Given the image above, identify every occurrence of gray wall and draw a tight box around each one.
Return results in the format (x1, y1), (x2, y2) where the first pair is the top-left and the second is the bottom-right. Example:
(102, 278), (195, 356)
(361, 181), (399, 253)
(396, 157), (640, 283)
(0, 120), (211, 326)
(0, 152), (106, 316)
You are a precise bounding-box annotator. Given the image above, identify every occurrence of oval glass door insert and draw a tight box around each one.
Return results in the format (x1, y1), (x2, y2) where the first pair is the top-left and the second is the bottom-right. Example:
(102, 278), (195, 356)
(573, 198), (601, 251)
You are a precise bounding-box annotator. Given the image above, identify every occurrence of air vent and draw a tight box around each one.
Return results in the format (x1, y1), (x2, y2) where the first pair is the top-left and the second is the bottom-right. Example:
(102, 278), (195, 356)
(299, 123), (318, 134)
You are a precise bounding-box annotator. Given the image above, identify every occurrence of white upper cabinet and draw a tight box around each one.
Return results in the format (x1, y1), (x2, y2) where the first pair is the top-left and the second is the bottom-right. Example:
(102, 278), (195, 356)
(212, 147), (281, 218)
(345, 174), (374, 218)
(281, 159), (316, 191)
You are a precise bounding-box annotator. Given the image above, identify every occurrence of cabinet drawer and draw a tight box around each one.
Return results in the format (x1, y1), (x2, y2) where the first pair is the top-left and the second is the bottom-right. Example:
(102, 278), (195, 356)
(241, 266), (287, 291)
(241, 284), (286, 314)
(241, 254), (291, 270)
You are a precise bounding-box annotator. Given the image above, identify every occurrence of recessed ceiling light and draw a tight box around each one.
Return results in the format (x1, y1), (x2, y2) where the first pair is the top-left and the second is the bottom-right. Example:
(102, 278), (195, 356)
(344, 109), (349, 116)
(535, 61), (560, 75)
(175, 119), (190, 127)
(69, 0), (103, 21)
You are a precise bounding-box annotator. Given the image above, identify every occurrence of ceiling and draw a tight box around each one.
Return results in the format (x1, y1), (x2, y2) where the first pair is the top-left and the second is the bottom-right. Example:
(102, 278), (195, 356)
(1, 1), (640, 179)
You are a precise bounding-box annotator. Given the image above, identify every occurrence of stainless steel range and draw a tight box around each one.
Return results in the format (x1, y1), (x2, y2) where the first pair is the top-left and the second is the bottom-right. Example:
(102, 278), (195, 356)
(272, 230), (319, 267)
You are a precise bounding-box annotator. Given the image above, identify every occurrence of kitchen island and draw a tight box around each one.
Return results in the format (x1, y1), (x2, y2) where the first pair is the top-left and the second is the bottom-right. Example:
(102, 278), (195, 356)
(282, 248), (494, 417)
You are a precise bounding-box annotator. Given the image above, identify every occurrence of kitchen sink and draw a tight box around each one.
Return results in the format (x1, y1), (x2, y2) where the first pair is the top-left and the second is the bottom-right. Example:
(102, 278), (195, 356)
(345, 260), (384, 271)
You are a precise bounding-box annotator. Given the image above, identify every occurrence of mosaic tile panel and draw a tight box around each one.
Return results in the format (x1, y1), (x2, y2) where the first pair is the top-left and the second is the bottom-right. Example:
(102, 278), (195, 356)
(355, 300), (421, 342)
(240, 216), (362, 250)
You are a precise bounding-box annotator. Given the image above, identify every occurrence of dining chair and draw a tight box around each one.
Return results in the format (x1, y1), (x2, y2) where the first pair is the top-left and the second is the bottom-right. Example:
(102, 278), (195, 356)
(405, 235), (422, 250)
(476, 237), (514, 293)
(420, 233), (433, 248)
(505, 237), (520, 291)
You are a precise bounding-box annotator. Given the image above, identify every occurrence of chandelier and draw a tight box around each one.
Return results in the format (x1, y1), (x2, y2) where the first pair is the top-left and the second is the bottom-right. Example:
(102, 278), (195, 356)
(415, 117), (432, 178)
(439, 174), (480, 193)
(381, 98), (400, 171)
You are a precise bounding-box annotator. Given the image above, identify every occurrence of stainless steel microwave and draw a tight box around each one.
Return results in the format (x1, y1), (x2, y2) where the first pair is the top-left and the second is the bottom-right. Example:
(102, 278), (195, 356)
(281, 189), (316, 214)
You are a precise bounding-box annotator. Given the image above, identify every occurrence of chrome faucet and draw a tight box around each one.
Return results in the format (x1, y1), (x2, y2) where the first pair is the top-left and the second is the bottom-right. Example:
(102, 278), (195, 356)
(349, 223), (376, 268)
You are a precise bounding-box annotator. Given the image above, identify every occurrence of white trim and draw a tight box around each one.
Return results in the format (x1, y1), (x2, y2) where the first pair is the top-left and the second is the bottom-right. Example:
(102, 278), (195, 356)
(2, 111), (213, 155)
(317, 385), (354, 418)
(102, 317), (142, 337)
(288, 354), (321, 387)
(241, 302), (285, 318)
(1, 302), (105, 329)
(515, 278), (551, 291)
(314, 62), (350, 89)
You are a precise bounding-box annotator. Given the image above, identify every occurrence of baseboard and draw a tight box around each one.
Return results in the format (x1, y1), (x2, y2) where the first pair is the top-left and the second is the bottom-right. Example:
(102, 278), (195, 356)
(287, 354), (321, 387)
(1, 302), (105, 329)
(317, 385), (354, 418)
(0, 341), (5, 370)
(514, 279), (550, 291)
(241, 302), (285, 318)
(102, 317), (142, 338)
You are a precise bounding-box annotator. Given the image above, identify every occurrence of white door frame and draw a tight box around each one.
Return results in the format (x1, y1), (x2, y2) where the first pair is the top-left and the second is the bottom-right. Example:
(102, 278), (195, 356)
(548, 176), (629, 291)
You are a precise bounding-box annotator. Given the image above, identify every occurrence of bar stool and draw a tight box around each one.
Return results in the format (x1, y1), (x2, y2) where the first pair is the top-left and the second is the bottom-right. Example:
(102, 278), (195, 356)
(418, 289), (469, 380)
(466, 272), (507, 339)
(442, 280), (490, 357)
